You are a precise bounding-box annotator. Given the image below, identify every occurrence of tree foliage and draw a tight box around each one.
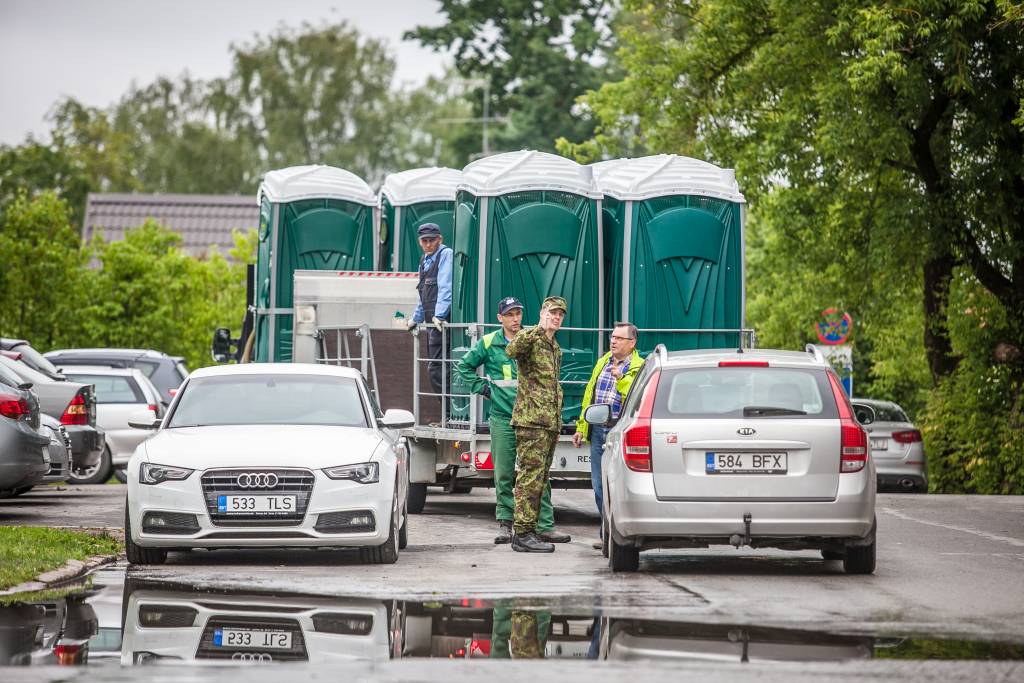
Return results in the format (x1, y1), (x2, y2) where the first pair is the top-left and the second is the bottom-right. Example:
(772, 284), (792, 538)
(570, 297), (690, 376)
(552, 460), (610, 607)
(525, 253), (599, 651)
(407, 0), (620, 155)
(563, 0), (1023, 492)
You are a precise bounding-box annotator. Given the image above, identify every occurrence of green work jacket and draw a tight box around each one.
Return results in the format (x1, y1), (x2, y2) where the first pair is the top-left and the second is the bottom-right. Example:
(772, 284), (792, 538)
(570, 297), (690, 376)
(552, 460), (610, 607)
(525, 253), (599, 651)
(453, 330), (518, 419)
(575, 349), (644, 441)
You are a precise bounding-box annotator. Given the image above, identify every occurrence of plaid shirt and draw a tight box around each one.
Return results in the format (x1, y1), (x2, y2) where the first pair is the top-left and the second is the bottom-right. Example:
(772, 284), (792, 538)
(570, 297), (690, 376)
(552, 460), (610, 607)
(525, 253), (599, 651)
(593, 357), (631, 418)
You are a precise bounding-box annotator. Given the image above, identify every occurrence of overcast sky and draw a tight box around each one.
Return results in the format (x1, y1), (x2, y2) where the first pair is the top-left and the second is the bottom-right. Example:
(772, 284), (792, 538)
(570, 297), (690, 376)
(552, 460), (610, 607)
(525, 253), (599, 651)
(0, 0), (449, 145)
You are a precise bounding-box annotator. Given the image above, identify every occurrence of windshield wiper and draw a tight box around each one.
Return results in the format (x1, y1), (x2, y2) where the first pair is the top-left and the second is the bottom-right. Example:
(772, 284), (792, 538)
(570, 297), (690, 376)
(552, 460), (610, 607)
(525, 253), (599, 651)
(743, 405), (807, 416)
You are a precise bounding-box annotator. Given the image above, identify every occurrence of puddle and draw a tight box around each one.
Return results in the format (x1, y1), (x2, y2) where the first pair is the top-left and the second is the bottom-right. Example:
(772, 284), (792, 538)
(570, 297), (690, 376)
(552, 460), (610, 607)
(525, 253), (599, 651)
(1, 568), (1022, 666)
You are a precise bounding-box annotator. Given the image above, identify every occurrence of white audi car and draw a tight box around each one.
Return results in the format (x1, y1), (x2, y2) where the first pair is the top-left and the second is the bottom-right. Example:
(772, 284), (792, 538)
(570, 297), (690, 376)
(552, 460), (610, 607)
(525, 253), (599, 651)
(125, 363), (413, 565)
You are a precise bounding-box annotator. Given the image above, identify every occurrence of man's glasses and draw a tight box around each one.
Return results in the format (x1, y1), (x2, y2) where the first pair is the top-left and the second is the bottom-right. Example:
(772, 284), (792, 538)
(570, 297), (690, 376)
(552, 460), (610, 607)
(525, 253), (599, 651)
(610, 334), (635, 342)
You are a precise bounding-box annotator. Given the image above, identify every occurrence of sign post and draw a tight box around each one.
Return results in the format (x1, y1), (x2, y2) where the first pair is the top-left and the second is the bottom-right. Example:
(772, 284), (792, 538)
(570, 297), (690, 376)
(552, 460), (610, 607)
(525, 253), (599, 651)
(815, 308), (854, 396)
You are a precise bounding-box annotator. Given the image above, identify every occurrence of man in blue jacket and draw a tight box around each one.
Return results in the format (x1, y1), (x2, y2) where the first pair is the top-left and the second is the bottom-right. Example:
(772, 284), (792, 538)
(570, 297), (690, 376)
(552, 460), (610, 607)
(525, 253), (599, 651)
(407, 223), (453, 400)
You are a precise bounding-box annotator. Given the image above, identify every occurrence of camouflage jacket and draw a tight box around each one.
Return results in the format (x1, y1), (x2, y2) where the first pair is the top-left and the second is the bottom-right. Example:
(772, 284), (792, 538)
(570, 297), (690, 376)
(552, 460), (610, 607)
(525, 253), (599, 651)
(506, 324), (563, 431)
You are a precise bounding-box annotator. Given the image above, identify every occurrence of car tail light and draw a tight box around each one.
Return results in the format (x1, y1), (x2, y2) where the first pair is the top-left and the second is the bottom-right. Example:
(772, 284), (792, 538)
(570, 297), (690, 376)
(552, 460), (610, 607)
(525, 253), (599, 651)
(827, 372), (867, 473)
(147, 404), (158, 414)
(622, 370), (661, 472)
(53, 642), (85, 665)
(469, 638), (491, 657)
(718, 360), (769, 367)
(473, 451), (493, 470)
(60, 392), (88, 425)
(0, 391), (29, 420)
(892, 429), (922, 443)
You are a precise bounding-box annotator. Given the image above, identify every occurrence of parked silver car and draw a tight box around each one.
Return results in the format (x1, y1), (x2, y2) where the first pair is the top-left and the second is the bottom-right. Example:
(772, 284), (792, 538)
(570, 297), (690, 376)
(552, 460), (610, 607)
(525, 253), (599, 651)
(56, 366), (163, 483)
(586, 346), (877, 574)
(851, 398), (927, 493)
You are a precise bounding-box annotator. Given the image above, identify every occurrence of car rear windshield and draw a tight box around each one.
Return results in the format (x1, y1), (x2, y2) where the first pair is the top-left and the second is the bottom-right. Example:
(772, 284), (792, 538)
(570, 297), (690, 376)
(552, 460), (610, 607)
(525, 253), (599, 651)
(854, 402), (909, 423)
(654, 366), (839, 419)
(167, 374), (368, 428)
(63, 374), (144, 404)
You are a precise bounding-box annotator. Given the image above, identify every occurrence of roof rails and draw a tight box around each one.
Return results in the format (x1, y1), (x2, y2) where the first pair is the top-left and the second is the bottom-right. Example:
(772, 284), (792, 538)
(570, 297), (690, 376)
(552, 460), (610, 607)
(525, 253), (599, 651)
(805, 344), (826, 364)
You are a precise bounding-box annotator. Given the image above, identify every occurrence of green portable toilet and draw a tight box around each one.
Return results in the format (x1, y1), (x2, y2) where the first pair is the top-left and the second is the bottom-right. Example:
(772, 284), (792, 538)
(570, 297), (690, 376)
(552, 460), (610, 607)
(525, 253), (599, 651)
(254, 165), (377, 362)
(378, 167), (462, 272)
(592, 154), (746, 353)
(453, 150), (604, 425)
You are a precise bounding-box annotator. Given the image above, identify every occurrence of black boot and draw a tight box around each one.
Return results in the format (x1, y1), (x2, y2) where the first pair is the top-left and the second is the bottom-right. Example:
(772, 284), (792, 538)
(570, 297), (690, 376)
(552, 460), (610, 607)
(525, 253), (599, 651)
(537, 529), (571, 543)
(512, 531), (555, 553)
(494, 520), (513, 544)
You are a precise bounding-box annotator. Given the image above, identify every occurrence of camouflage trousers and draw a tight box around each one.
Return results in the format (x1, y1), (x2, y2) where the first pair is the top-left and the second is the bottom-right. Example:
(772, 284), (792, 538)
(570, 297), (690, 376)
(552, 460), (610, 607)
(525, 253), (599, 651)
(510, 610), (549, 659)
(512, 427), (559, 535)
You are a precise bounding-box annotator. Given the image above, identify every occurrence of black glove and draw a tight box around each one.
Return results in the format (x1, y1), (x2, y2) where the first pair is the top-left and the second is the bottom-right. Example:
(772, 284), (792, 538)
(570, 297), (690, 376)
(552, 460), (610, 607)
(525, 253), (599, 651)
(481, 384), (492, 400)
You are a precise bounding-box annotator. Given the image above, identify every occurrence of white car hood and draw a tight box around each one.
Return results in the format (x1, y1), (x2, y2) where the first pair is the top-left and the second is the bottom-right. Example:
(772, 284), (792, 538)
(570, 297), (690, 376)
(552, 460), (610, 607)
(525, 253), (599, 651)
(140, 425), (384, 470)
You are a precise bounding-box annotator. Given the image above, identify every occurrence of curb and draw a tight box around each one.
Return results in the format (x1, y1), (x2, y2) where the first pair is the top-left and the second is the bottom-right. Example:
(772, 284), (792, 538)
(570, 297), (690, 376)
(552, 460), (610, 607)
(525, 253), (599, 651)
(0, 553), (120, 597)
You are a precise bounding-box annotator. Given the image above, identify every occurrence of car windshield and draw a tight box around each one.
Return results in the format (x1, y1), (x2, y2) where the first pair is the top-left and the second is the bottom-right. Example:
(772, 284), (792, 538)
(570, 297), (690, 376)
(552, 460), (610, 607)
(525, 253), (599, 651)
(853, 402), (909, 423)
(63, 374), (144, 404)
(655, 366), (838, 419)
(167, 374), (368, 428)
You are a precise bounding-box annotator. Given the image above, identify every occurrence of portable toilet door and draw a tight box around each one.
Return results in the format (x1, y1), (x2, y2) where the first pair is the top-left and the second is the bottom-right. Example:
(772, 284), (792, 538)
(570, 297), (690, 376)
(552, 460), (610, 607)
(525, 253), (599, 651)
(592, 154), (746, 353)
(378, 167), (462, 272)
(254, 165), (377, 362)
(455, 150), (604, 425)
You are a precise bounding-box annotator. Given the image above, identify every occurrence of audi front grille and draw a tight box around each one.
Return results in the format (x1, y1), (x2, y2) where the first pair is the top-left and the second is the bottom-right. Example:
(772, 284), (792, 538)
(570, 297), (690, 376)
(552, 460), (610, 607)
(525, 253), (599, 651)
(201, 469), (314, 527)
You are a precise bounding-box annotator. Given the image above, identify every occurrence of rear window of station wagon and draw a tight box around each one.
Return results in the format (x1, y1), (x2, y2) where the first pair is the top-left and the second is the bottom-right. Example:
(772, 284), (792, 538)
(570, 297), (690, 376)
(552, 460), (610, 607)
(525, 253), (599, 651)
(64, 374), (145, 404)
(653, 367), (840, 419)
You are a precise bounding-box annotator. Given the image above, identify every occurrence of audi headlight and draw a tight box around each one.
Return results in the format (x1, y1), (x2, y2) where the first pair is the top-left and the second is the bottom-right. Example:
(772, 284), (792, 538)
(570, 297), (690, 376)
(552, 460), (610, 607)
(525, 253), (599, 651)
(323, 462), (379, 484)
(139, 462), (194, 485)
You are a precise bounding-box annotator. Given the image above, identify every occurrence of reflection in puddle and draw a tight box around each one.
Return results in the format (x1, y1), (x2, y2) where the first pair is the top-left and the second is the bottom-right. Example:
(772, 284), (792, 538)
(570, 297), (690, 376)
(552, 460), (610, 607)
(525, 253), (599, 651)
(1, 569), (1022, 666)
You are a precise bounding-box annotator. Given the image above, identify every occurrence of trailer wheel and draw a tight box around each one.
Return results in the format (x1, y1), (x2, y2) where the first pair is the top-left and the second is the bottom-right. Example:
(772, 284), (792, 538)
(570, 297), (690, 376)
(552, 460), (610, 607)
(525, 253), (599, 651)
(407, 483), (427, 514)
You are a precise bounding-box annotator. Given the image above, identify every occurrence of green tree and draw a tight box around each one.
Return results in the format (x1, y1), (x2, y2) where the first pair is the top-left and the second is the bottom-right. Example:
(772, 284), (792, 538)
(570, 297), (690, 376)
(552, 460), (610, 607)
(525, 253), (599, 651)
(407, 0), (620, 156)
(0, 191), (89, 348)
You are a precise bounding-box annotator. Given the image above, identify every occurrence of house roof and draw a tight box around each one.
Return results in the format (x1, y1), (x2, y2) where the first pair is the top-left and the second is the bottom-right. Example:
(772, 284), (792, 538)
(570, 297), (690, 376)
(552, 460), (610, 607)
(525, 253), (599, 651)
(82, 193), (259, 257)
(459, 150), (602, 199)
(590, 154), (745, 203)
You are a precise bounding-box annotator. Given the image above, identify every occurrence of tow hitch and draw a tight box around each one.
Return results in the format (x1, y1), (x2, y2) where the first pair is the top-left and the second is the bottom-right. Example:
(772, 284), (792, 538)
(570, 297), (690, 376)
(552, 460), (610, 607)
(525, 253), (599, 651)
(730, 513), (753, 548)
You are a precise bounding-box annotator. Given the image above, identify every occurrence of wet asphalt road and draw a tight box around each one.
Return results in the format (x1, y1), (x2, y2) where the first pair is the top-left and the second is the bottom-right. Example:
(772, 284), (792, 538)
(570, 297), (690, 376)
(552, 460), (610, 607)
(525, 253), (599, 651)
(3, 485), (1023, 681)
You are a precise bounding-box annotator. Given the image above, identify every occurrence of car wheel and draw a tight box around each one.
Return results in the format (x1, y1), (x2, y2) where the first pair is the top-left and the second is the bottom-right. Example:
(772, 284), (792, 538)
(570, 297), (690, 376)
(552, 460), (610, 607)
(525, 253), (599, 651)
(361, 491), (400, 565)
(398, 506), (409, 550)
(843, 517), (877, 575)
(407, 483), (427, 514)
(821, 549), (844, 561)
(68, 447), (112, 485)
(112, 468), (127, 484)
(12, 486), (34, 497)
(607, 515), (639, 573)
(124, 503), (167, 566)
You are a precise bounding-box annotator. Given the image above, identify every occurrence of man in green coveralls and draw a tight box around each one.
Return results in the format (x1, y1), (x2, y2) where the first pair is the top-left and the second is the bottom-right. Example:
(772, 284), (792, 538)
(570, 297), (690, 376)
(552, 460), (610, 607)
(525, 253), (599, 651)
(453, 296), (571, 545)
(506, 296), (568, 553)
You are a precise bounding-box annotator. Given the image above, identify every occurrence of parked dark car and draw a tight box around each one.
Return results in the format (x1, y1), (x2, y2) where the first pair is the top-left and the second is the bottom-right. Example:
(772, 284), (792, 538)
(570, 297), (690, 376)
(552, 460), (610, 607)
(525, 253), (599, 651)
(43, 349), (188, 405)
(0, 365), (50, 497)
(38, 414), (71, 487)
(0, 355), (104, 484)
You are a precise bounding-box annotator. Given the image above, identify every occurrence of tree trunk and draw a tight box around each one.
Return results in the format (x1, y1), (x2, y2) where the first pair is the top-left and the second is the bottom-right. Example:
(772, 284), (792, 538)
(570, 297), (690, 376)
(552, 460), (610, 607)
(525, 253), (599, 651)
(922, 253), (959, 382)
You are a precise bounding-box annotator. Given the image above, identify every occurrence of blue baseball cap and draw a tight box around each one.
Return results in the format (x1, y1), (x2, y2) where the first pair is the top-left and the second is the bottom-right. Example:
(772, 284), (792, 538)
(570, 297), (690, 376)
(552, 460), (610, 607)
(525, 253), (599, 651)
(498, 296), (524, 315)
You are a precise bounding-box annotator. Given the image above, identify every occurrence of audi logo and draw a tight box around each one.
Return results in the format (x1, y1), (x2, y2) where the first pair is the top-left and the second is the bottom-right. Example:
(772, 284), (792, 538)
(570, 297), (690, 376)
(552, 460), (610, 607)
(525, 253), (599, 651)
(231, 652), (273, 662)
(236, 472), (279, 489)
(737, 427), (756, 436)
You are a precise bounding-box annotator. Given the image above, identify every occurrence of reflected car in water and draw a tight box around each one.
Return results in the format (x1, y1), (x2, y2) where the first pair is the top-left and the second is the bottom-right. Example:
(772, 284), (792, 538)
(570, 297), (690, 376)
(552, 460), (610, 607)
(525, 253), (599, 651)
(851, 398), (927, 493)
(121, 579), (399, 664)
(125, 363), (413, 565)
(587, 347), (877, 574)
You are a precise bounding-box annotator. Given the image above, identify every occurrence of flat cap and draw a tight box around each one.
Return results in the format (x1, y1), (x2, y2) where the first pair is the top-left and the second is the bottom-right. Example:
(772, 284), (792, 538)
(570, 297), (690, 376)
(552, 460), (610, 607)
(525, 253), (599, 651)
(541, 296), (567, 312)
(417, 222), (441, 237)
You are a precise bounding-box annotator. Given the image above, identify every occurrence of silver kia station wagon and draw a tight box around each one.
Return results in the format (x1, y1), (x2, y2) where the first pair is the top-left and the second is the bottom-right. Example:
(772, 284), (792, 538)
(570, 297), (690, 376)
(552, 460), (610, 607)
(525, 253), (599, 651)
(586, 345), (876, 574)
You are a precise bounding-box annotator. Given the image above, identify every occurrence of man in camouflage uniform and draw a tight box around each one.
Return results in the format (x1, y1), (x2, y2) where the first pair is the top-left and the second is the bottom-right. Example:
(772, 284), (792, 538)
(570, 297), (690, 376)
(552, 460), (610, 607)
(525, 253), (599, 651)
(506, 296), (567, 553)
(453, 296), (570, 545)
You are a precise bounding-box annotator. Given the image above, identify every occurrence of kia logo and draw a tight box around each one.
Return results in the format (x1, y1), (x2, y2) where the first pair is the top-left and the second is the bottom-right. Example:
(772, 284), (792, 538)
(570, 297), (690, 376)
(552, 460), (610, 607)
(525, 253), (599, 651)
(236, 472), (279, 489)
(737, 428), (756, 436)
(231, 652), (272, 662)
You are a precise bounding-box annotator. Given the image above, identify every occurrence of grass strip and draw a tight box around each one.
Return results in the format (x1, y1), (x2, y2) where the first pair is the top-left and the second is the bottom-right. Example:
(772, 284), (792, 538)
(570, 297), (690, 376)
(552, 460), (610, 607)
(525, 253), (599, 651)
(0, 527), (121, 590)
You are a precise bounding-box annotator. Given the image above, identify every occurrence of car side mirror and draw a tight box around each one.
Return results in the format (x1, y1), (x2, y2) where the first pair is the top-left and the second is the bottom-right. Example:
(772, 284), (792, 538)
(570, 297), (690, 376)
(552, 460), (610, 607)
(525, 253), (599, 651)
(211, 327), (234, 363)
(128, 410), (162, 430)
(584, 403), (612, 427)
(853, 404), (875, 426)
(379, 408), (415, 429)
